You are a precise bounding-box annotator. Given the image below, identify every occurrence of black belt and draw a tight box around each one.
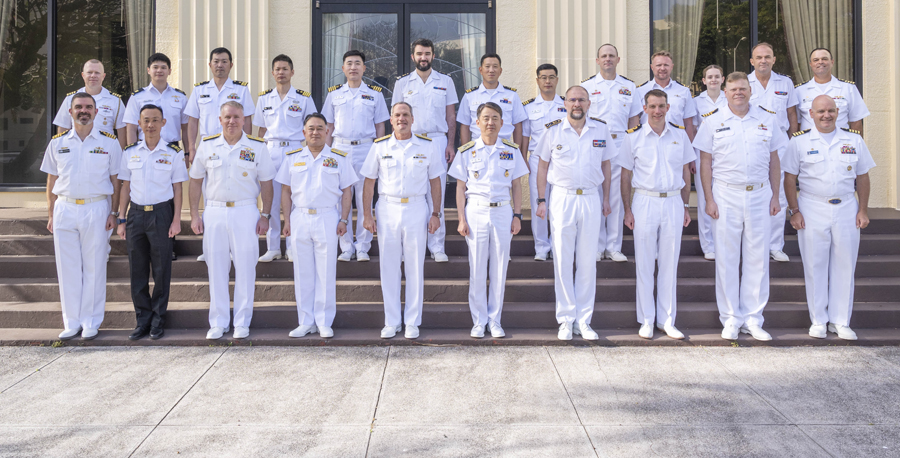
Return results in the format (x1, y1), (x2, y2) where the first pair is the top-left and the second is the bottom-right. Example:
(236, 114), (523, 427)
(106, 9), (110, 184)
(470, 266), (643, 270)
(131, 199), (174, 212)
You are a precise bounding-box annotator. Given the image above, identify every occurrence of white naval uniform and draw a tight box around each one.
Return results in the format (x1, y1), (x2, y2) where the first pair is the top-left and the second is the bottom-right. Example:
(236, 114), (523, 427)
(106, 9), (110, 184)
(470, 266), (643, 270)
(392, 70), (459, 256)
(636, 79), (698, 128)
(457, 82), (527, 140)
(274, 145), (358, 328)
(521, 95), (567, 256)
(581, 73), (643, 255)
(118, 141), (190, 204)
(749, 71), (799, 253)
(617, 123), (695, 327)
(536, 117), (618, 326)
(184, 79), (256, 137)
(124, 84), (189, 143)
(54, 87), (126, 136)
(254, 87), (318, 254)
(448, 138), (528, 327)
(793, 76), (869, 131)
(693, 105), (788, 328)
(188, 133), (275, 329)
(360, 134), (445, 327)
(783, 127), (875, 327)
(40, 128), (122, 332)
(692, 92), (729, 255)
(322, 83), (391, 256)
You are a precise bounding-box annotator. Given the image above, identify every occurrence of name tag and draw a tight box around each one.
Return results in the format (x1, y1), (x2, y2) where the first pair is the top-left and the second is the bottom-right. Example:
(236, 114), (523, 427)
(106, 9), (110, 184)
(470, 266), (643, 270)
(200, 94), (211, 99)
(716, 127), (731, 133)
(807, 150), (819, 155)
(59, 147), (70, 154)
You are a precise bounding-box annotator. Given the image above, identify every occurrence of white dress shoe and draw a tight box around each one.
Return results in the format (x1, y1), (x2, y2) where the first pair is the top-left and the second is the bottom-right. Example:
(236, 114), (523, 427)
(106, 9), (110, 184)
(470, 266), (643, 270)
(206, 327), (225, 340)
(356, 251), (370, 262)
(721, 324), (740, 340)
(829, 323), (858, 340)
(574, 323), (599, 340)
(338, 251), (354, 262)
(596, 251), (606, 262)
(289, 324), (317, 338)
(534, 251), (549, 261)
(319, 326), (334, 338)
(286, 251), (294, 262)
(704, 252), (716, 261)
(404, 325), (419, 339)
(381, 325), (402, 339)
(233, 326), (250, 339)
(558, 322), (574, 341)
(608, 251), (627, 262)
(489, 321), (506, 338)
(769, 250), (790, 262)
(638, 323), (654, 339)
(58, 328), (81, 340)
(431, 252), (449, 262)
(81, 328), (99, 340)
(470, 325), (485, 339)
(740, 325), (772, 341)
(197, 253), (206, 262)
(258, 250), (282, 262)
(809, 324), (827, 339)
(661, 325), (685, 340)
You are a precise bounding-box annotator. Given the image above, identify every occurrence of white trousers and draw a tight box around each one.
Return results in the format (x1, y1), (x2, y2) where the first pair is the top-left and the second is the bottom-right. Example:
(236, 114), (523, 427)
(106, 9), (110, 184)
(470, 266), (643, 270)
(598, 134), (626, 253)
(769, 171), (788, 251)
(265, 142), (292, 253)
(550, 188), (602, 325)
(376, 199), (428, 326)
(712, 182), (771, 328)
(291, 208), (339, 327)
(694, 154), (715, 254)
(632, 193), (684, 327)
(465, 203), (513, 326)
(53, 199), (111, 331)
(203, 205), (260, 328)
(528, 152), (551, 256)
(426, 135), (449, 255)
(797, 195), (860, 327)
(339, 142), (375, 255)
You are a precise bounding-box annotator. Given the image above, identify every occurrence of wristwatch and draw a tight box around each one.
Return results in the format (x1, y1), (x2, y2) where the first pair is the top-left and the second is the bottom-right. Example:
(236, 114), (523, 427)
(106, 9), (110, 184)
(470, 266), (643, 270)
(339, 218), (349, 224)
(536, 198), (546, 204)
(684, 204), (690, 208)
(110, 211), (119, 217)
(513, 213), (523, 220)
(432, 212), (441, 218)
(788, 208), (801, 216)
(260, 212), (271, 220)
(117, 218), (127, 225)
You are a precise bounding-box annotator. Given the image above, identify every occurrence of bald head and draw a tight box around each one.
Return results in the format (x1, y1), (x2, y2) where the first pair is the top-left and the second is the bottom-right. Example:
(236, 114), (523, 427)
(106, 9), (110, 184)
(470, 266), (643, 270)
(810, 95), (838, 133)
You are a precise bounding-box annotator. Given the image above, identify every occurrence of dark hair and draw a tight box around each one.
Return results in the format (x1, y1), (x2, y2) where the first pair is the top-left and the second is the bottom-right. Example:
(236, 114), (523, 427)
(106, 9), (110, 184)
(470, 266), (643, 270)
(644, 89), (668, 104)
(411, 38), (434, 54)
(480, 53), (501, 67)
(70, 92), (96, 108)
(809, 47), (832, 60)
(476, 101), (502, 118)
(139, 104), (164, 117)
(750, 42), (775, 56)
(391, 101), (413, 115)
(596, 43), (619, 57)
(536, 63), (558, 77)
(303, 113), (327, 127)
(343, 50), (366, 63)
(147, 53), (171, 68)
(272, 54), (293, 70)
(209, 47), (232, 63)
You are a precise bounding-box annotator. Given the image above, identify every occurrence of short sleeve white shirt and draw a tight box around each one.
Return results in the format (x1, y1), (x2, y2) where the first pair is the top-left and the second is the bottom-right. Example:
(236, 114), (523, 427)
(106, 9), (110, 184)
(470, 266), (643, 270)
(188, 133), (276, 202)
(448, 138), (529, 201)
(117, 140), (189, 205)
(40, 128), (123, 198)
(123, 84), (189, 143)
(253, 87), (318, 142)
(793, 76), (869, 131)
(184, 79), (256, 137)
(580, 73), (642, 133)
(635, 79), (697, 126)
(536, 118), (618, 189)
(53, 87), (126, 135)
(391, 70), (459, 135)
(359, 134), (445, 197)
(782, 128), (875, 197)
(748, 71), (798, 133)
(616, 123), (695, 192)
(456, 83), (527, 139)
(522, 95), (567, 150)
(274, 146), (359, 208)
(321, 83), (390, 140)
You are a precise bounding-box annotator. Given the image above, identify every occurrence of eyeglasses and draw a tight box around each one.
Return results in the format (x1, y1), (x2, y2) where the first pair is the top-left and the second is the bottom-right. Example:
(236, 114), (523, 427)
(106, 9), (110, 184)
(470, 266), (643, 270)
(537, 76), (558, 82)
(566, 98), (587, 103)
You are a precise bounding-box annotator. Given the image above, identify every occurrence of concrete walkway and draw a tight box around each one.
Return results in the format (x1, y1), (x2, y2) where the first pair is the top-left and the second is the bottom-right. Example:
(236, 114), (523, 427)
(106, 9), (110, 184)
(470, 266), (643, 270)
(1, 346), (898, 457)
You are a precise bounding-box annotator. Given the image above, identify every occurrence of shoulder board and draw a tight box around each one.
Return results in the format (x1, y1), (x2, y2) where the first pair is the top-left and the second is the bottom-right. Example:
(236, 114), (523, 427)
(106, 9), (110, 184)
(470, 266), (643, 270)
(668, 122), (685, 130)
(503, 85), (517, 92)
(374, 134), (392, 143)
(457, 140), (476, 152)
(110, 92), (121, 98)
(590, 117), (607, 124)
(619, 74), (634, 83)
(52, 130), (69, 140)
(233, 80), (248, 86)
(367, 84), (382, 92)
(330, 148), (348, 157)
(67, 90), (77, 96)
(247, 135), (265, 143)
(701, 108), (719, 118)
(131, 88), (144, 96)
(167, 142), (183, 152)
(327, 84), (343, 93)
(581, 75), (596, 83)
(173, 87), (186, 95)
(838, 78), (855, 85)
(545, 119), (562, 129)
(638, 80), (650, 87)
(395, 72), (410, 80)
(286, 147), (303, 156)
(124, 142), (139, 150)
(774, 71), (793, 81)
(296, 89), (311, 97)
(758, 105), (776, 114)
(626, 124), (642, 134)
(202, 133), (221, 141)
(465, 86), (479, 93)
(502, 138), (519, 149)
(195, 81), (209, 87)
(792, 129), (811, 137)
(259, 88), (273, 96)
(671, 80), (685, 88)
(795, 78), (812, 88)
(522, 97), (535, 106)
(559, 95), (566, 101)
(841, 127), (861, 135)
(415, 134), (432, 142)
(101, 131), (117, 139)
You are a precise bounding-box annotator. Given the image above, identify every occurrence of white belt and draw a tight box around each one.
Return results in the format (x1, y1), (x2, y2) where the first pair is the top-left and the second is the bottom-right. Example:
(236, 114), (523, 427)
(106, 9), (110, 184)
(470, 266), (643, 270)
(382, 195), (426, 204)
(59, 196), (106, 205)
(635, 188), (682, 198)
(558, 187), (598, 195)
(800, 191), (856, 205)
(294, 206), (336, 214)
(206, 199), (257, 208)
(717, 181), (766, 191)
(334, 137), (373, 146)
(470, 199), (510, 207)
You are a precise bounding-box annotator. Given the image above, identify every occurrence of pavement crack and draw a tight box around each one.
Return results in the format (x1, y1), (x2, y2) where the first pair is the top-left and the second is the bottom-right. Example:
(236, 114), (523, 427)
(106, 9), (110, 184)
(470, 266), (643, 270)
(365, 345), (391, 458)
(0, 347), (74, 394)
(544, 347), (601, 458)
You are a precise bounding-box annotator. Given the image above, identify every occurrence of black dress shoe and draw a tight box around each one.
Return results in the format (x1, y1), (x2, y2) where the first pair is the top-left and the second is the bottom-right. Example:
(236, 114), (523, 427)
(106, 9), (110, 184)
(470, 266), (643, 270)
(150, 328), (165, 340)
(171, 251), (178, 261)
(129, 327), (150, 340)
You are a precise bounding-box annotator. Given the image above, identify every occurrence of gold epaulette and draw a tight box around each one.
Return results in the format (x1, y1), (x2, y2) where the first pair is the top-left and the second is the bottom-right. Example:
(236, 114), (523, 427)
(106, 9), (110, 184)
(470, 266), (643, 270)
(367, 84), (382, 92)
(841, 127), (861, 135)
(167, 142), (183, 152)
(838, 78), (856, 85)
(395, 72), (410, 80)
(110, 92), (121, 98)
(131, 88), (144, 96)
(202, 133), (221, 141)
(52, 130), (69, 139)
(503, 85), (517, 92)
(259, 89), (273, 96)
(581, 75), (595, 83)
(522, 97), (535, 106)
(669, 122), (685, 130)
(328, 84), (342, 93)
(247, 135), (265, 143)
(590, 117), (607, 124)
(701, 108), (718, 118)
(792, 129), (811, 137)
(502, 138), (518, 149)
(101, 131), (117, 139)
(457, 140), (476, 152)
(233, 80), (249, 86)
(195, 81), (209, 87)
(374, 134), (391, 143)
(66, 90), (77, 96)
(286, 147), (303, 156)
(545, 119), (562, 129)
(173, 87), (186, 95)
(626, 124), (642, 134)
(759, 105), (776, 114)
(415, 134), (432, 141)
(465, 86), (479, 93)
(296, 89), (311, 97)
(330, 148), (348, 157)
(124, 142), (139, 150)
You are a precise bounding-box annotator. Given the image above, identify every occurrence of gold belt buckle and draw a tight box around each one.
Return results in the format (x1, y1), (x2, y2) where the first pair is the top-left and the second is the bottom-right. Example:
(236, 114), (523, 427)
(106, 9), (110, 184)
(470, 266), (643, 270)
(280, 141), (289, 147)
(400, 197), (409, 203)
(350, 140), (360, 145)
(143, 205), (153, 211)
(226, 202), (235, 207)
(745, 185), (754, 191)
(576, 189), (583, 195)
(75, 199), (85, 205)
(308, 208), (317, 214)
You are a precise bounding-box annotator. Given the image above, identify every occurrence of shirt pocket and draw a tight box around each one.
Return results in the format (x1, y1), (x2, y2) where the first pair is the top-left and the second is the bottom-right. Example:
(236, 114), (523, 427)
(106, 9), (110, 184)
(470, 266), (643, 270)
(839, 153), (859, 175)
(430, 88), (446, 106)
(712, 128), (735, 150)
(468, 160), (486, 181)
(234, 159), (257, 180)
(285, 105), (305, 129)
(88, 151), (112, 178)
(153, 161), (173, 184)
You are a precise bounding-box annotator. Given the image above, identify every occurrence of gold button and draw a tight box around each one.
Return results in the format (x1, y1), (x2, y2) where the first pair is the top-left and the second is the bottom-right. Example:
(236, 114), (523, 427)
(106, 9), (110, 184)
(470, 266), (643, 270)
(504, 170), (509, 177)
(473, 172), (479, 178)
(242, 171), (248, 177)
(746, 185), (753, 191)
(847, 166), (852, 171)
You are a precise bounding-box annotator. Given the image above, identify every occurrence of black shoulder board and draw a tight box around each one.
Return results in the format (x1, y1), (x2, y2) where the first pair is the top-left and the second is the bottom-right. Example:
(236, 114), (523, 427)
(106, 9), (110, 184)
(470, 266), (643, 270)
(367, 84), (382, 92)
(671, 79), (684, 87)
(328, 84), (343, 93)
(465, 86), (479, 93)
(626, 124), (642, 134)
(131, 88), (144, 96)
(795, 78), (812, 88)
(395, 72), (410, 80)
(545, 119), (562, 129)
(374, 134), (391, 143)
(669, 122), (685, 130)
(330, 148), (348, 157)
(233, 80), (249, 86)
(296, 89), (311, 97)
(202, 133), (221, 141)
(590, 117), (607, 124)
(581, 75), (596, 83)
(167, 142), (183, 152)
(701, 108), (718, 118)
(559, 95), (566, 101)
(124, 142), (139, 150)
(195, 81), (209, 87)
(619, 74), (634, 83)
(502, 138), (519, 149)
(110, 92), (122, 98)
(101, 131), (117, 139)
(838, 78), (855, 85)
(415, 134), (432, 141)
(637, 80), (650, 87)
(841, 127), (861, 135)
(457, 140), (476, 152)
(503, 85), (517, 92)
(259, 88), (273, 97)
(759, 105), (776, 114)
(52, 130), (69, 139)
(173, 87), (186, 95)
(286, 147), (303, 156)
(522, 97), (535, 106)
(792, 129), (811, 137)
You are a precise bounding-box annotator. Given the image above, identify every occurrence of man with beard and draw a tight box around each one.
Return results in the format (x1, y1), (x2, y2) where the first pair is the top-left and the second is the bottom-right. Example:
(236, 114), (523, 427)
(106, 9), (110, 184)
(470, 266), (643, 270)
(42, 92), (123, 340)
(535, 86), (617, 341)
(391, 39), (459, 263)
(54, 59), (126, 150)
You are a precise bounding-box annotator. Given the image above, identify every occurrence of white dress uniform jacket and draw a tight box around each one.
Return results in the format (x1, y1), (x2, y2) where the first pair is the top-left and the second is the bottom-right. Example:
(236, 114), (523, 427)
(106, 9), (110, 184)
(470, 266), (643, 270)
(457, 83), (527, 139)
(184, 79), (255, 137)
(793, 76), (869, 131)
(522, 95), (566, 257)
(124, 84), (189, 143)
(54, 87), (126, 136)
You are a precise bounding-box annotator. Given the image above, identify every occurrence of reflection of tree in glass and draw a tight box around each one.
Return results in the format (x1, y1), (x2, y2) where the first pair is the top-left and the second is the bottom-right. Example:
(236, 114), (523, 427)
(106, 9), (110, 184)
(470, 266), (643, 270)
(323, 15), (397, 109)
(692, 0), (751, 93)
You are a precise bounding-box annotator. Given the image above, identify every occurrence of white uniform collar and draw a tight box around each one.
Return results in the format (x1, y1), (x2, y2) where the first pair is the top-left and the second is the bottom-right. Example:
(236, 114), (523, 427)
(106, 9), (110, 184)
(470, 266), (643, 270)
(478, 82), (504, 93)
(561, 118), (592, 134)
(144, 83), (172, 95)
(214, 131), (249, 147)
(642, 122), (671, 138)
(809, 126), (849, 143)
(721, 104), (764, 122)
(409, 70), (438, 85)
(652, 79), (676, 90)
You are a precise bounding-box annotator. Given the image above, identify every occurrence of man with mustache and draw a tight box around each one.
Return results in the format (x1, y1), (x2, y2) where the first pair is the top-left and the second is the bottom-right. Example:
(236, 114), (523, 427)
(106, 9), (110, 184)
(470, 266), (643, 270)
(53, 59), (126, 150)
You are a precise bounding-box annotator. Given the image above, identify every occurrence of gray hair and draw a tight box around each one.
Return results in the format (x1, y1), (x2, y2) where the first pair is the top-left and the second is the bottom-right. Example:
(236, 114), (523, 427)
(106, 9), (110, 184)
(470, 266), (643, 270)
(219, 101), (244, 115)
